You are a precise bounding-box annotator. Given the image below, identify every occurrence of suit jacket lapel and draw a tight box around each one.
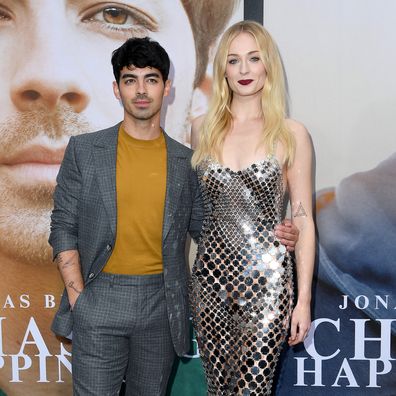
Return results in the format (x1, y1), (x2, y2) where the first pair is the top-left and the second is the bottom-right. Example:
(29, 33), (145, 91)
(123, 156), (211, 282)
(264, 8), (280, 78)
(92, 123), (120, 238)
(162, 133), (189, 241)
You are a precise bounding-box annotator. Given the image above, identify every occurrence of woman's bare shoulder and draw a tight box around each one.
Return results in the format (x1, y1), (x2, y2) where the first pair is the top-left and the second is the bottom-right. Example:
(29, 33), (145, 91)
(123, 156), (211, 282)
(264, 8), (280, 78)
(286, 118), (309, 135)
(285, 118), (311, 145)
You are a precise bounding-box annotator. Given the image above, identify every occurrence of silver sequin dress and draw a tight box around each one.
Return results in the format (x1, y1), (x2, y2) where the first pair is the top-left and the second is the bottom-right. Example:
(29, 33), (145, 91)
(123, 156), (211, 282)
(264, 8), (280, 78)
(190, 156), (294, 396)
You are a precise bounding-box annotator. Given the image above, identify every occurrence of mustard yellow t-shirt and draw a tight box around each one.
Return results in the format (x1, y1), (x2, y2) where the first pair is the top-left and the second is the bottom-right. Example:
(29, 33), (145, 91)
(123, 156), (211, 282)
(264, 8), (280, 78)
(103, 126), (167, 274)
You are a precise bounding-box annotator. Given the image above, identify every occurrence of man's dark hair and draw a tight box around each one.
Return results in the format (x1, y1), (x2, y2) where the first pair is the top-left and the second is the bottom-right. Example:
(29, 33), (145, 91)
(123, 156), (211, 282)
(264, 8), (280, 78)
(111, 37), (170, 84)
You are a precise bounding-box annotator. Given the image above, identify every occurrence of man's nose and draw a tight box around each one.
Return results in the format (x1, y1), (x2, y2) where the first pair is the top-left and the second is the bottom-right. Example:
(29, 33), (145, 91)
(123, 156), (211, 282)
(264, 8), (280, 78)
(11, 73), (90, 113)
(136, 79), (147, 95)
(10, 14), (90, 113)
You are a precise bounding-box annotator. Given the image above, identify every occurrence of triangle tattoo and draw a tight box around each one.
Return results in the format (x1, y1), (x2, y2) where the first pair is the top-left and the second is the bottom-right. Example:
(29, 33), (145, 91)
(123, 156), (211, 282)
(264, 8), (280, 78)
(294, 202), (307, 217)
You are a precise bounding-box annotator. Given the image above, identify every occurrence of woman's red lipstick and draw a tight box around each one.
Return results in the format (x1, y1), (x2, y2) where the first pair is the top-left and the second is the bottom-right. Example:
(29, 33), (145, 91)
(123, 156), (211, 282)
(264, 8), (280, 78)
(238, 79), (253, 85)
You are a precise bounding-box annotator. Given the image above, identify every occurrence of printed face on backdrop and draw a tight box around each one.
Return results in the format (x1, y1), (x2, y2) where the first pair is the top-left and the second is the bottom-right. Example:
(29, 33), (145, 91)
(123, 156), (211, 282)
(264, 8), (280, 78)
(0, 0), (196, 266)
(225, 32), (267, 98)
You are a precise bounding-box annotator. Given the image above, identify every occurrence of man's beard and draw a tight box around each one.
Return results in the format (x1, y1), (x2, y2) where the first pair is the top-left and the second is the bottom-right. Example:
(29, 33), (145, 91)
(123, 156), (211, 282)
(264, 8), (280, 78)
(0, 106), (94, 266)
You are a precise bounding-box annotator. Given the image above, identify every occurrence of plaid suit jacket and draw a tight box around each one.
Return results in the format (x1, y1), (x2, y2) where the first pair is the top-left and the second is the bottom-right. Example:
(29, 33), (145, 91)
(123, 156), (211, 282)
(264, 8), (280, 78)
(49, 123), (203, 356)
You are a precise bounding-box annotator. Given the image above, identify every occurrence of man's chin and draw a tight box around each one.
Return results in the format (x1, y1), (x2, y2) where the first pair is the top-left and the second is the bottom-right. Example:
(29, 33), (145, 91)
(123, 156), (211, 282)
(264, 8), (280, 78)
(2, 176), (55, 206)
(0, 205), (53, 266)
(22, 183), (55, 207)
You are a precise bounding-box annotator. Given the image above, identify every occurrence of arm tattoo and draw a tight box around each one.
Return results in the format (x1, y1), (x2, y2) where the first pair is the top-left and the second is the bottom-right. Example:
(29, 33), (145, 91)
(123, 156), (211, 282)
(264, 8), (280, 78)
(55, 254), (78, 270)
(60, 259), (76, 270)
(67, 281), (82, 295)
(294, 202), (307, 217)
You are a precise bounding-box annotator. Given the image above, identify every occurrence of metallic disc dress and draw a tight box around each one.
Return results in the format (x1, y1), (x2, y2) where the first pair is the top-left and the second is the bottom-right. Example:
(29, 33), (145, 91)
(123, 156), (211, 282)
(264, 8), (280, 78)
(190, 157), (294, 396)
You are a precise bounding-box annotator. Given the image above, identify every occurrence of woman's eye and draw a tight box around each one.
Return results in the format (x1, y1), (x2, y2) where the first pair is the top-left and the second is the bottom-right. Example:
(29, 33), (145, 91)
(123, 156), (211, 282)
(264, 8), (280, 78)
(228, 58), (238, 65)
(250, 56), (260, 62)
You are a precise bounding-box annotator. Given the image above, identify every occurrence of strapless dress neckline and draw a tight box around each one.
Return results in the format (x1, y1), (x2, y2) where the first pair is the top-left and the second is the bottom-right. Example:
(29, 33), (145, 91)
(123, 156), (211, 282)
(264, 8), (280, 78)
(208, 155), (281, 174)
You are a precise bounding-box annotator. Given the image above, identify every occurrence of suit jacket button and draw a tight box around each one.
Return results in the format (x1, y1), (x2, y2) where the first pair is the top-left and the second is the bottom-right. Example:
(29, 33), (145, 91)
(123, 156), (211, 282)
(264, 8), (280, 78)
(106, 244), (112, 252)
(88, 272), (95, 279)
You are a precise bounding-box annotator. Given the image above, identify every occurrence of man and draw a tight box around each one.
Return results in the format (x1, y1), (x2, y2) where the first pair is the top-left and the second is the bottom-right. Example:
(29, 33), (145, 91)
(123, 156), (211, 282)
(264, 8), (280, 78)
(0, 1), (238, 394)
(50, 37), (204, 395)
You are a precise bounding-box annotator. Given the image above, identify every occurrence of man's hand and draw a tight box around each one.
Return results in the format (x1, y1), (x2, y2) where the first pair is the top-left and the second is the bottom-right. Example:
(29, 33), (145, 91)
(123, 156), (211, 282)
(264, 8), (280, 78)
(274, 219), (299, 251)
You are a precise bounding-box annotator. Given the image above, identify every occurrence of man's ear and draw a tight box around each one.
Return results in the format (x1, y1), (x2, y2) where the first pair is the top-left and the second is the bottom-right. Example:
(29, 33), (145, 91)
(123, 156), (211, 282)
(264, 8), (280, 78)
(163, 79), (172, 97)
(113, 81), (121, 100)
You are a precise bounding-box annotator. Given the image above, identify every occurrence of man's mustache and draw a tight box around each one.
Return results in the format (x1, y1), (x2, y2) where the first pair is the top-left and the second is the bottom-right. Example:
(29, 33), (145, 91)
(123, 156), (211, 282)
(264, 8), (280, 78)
(0, 105), (92, 156)
(133, 94), (152, 101)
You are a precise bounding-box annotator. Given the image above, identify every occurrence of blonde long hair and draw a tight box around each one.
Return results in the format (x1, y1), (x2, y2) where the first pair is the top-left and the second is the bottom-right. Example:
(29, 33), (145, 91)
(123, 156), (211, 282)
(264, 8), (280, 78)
(192, 20), (295, 167)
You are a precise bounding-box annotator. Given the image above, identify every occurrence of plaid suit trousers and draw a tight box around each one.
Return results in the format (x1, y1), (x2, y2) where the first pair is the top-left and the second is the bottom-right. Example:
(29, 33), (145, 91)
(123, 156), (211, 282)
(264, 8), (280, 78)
(71, 272), (176, 396)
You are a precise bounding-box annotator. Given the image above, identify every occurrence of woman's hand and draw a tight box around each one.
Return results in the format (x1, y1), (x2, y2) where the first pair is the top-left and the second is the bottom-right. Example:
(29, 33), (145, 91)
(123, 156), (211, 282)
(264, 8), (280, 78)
(288, 302), (311, 346)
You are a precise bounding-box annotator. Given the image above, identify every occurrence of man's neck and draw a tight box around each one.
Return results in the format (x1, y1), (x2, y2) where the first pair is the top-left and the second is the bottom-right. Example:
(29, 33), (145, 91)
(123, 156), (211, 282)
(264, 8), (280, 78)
(122, 117), (162, 140)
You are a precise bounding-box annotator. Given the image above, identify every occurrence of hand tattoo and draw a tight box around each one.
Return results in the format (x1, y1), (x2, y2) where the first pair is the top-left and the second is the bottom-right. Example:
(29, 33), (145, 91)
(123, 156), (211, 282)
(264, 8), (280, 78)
(294, 202), (307, 217)
(67, 281), (82, 294)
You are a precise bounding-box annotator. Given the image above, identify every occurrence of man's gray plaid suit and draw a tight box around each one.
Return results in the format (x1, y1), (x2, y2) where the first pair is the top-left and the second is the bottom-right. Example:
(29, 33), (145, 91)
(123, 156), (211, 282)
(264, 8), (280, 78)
(49, 123), (203, 395)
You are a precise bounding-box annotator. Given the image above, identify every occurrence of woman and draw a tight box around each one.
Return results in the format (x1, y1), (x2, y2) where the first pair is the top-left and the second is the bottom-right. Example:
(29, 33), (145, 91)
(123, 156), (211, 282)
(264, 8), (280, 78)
(189, 21), (315, 395)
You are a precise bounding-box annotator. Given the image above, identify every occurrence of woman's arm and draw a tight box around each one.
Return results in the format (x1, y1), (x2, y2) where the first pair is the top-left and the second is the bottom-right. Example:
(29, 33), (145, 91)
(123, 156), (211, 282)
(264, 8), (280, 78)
(286, 119), (315, 346)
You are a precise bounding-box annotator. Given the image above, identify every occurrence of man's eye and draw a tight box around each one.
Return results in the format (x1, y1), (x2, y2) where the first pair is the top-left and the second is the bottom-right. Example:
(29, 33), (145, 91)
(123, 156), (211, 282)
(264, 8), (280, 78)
(91, 6), (135, 27)
(102, 7), (128, 25)
(81, 3), (158, 37)
(0, 6), (13, 23)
